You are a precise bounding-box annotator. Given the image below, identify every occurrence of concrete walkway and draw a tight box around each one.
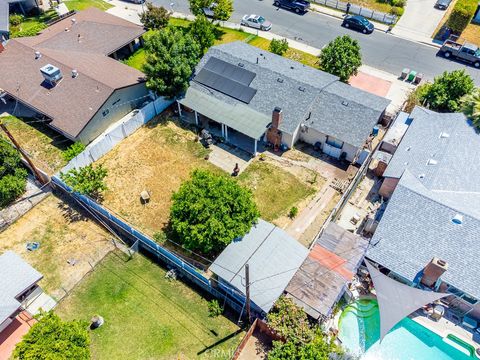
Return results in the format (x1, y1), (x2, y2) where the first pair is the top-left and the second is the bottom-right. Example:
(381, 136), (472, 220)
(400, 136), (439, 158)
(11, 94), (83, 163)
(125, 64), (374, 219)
(392, 0), (445, 44)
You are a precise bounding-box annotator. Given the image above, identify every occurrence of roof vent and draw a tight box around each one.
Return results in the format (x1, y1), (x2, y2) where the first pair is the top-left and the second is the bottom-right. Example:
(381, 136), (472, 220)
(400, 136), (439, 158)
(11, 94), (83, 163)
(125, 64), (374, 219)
(64, 27), (69, 32)
(277, 78), (283, 83)
(290, 66), (294, 70)
(419, 173), (425, 179)
(298, 86), (305, 92)
(71, 69), (78, 78)
(71, 18), (76, 25)
(427, 159), (438, 165)
(342, 100), (349, 106)
(34, 51), (41, 59)
(439, 132), (450, 138)
(238, 62), (244, 67)
(452, 214), (463, 225)
(406, 146), (411, 151)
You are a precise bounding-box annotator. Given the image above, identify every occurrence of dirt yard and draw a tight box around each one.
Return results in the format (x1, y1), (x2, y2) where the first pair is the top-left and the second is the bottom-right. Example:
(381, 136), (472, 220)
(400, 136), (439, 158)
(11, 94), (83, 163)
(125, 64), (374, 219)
(0, 194), (114, 300)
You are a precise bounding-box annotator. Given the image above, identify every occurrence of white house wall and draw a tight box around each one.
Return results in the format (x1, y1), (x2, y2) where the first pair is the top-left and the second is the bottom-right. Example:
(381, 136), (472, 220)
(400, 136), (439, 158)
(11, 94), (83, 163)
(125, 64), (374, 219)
(77, 82), (149, 144)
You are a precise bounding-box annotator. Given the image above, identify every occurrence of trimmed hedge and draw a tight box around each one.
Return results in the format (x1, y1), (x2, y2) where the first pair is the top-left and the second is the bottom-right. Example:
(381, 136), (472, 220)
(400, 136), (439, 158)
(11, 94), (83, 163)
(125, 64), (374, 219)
(447, 0), (478, 34)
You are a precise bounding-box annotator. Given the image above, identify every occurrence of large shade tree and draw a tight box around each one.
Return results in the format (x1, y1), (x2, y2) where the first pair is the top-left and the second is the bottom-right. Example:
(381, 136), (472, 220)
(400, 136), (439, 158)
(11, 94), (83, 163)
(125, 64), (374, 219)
(139, 3), (170, 30)
(60, 164), (108, 200)
(0, 138), (27, 208)
(189, 15), (216, 54)
(170, 169), (259, 254)
(14, 312), (90, 360)
(143, 28), (201, 98)
(319, 35), (362, 83)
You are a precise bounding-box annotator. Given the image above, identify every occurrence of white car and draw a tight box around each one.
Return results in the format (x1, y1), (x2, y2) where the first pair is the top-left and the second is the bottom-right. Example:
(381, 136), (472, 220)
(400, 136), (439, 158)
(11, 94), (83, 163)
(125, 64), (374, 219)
(241, 14), (272, 31)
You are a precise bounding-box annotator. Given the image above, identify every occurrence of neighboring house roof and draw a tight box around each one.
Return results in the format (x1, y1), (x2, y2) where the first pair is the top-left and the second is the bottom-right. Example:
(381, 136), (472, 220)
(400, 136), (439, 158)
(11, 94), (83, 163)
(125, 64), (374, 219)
(0, 8), (145, 139)
(0, 1), (9, 35)
(185, 42), (390, 147)
(0, 251), (43, 325)
(286, 223), (368, 319)
(368, 106), (480, 300)
(209, 219), (309, 313)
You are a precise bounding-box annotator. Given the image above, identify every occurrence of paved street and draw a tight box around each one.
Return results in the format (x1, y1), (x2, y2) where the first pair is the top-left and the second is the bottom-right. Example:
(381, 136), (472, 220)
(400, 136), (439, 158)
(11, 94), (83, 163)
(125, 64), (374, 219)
(152, 0), (480, 84)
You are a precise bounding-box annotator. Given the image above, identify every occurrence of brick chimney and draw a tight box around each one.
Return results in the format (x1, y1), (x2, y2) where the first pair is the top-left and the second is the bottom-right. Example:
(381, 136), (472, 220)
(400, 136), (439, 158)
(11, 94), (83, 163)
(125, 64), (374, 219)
(421, 257), (448, 288)
(267, 107), (283, 148)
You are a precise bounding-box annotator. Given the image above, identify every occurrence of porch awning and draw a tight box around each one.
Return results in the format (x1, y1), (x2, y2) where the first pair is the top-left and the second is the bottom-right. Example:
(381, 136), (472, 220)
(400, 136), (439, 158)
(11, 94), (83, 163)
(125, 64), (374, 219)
(179, 87), (270, 140)
(365, 260), (448, 341)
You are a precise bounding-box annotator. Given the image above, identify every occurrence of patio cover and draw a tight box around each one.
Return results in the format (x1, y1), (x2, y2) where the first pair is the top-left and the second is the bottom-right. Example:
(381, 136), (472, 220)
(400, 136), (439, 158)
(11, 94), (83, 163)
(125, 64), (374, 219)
(366, 260), (448, 341)
(179, 87), (270, 140)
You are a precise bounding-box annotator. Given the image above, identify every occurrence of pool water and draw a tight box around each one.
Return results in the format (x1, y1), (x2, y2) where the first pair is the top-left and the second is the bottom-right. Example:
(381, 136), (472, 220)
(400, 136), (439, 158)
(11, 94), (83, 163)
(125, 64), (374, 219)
(338, 299), (475, 360)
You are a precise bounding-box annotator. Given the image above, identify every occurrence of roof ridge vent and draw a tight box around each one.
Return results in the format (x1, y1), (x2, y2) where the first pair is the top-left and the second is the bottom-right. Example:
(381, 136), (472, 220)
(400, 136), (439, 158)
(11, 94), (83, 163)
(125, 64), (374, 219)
(238, 62), (244, 67)
(342, 100), (349, 106)
(439, 132), (450, 138)
(427, 159), (438, 165)
(418, 173), (425, 179)
(298, 86), (305, 92)
(277, 78), (284, 83)
(452, 214), (463, 225)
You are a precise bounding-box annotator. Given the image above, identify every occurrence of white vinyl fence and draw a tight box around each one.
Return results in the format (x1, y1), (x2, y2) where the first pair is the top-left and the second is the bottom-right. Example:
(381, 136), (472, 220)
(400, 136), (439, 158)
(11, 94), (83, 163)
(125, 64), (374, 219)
(313, 0), (397, 24)
(60, 97), (173, 173)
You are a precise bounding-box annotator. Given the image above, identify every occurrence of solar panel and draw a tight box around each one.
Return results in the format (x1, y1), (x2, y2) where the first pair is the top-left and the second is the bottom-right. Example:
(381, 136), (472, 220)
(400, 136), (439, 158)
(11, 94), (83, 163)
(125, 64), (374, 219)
(194, 68), (257, 104)
(203, 57), (256, 86)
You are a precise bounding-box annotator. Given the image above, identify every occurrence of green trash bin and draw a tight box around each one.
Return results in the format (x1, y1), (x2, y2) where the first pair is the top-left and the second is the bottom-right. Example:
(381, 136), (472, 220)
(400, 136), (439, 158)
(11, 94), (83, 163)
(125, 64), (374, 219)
(408, 70), (417, 82)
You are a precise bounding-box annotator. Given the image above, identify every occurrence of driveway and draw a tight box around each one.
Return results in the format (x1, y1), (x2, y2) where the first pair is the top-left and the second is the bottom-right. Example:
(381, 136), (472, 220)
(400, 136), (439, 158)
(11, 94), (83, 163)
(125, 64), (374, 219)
(392, 0), (446, 43)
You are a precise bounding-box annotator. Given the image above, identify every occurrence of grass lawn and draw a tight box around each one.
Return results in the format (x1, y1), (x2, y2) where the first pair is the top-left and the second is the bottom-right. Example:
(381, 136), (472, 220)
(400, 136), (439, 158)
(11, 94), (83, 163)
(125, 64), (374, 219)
(0, 115), (69, 174)
(0, 195), (113, 299)
(56, 250), (243, 359)
(10, 10), (56, 38)
(238, 160), (316, 222)
(97, 118), (221, 237)
(248, 36), (320, 68)
(462, 23), (480, 46)
(123, 48), (146, 71)
(63, 0), (113, 11)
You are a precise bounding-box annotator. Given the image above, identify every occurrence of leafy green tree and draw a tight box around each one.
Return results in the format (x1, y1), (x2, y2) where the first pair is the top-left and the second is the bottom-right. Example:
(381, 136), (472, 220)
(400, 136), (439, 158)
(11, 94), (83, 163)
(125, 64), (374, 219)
(268, 331), (340, 360)
(420, 70), (474, 112)
(319, 35), (362, 83)
(60, 164), (108, 200)
(170, 169), (259, 254)
(140, 3), (170, 30)
(143, 28), (201, 98)
(269, 38), (289, 56)
(0, 138), (27, 208)
(63, 142), (86, 161)
(189, 15), (216, 54)
(188, 0), (233, 20)
(461, 88), (480, 128)
(14, 311), (90, 360)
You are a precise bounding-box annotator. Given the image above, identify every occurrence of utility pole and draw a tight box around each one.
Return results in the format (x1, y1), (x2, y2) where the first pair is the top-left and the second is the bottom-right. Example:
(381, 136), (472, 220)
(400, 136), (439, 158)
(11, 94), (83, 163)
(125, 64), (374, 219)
(245, 263), (251, 325)
(0, 122), (47, 185)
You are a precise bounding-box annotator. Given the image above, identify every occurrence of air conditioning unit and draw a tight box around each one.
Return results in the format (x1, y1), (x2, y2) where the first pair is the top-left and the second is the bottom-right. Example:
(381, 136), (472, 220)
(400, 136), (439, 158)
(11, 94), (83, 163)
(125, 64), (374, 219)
(40, 64), (63, 86)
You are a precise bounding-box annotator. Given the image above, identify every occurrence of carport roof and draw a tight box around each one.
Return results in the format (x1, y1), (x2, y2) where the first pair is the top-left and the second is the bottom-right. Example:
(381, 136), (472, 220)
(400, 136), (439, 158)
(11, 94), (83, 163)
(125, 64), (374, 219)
(179, 87), (270, 140)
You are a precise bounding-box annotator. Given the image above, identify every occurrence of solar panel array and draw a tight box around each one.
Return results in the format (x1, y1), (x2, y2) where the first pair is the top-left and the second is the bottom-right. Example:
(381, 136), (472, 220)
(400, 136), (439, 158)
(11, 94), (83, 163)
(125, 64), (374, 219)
(194, 57), (257, 104)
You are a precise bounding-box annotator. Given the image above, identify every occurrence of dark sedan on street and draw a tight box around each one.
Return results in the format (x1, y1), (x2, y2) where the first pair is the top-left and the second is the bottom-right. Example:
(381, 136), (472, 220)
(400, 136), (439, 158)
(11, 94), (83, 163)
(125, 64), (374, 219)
(342, 15), (374, 34)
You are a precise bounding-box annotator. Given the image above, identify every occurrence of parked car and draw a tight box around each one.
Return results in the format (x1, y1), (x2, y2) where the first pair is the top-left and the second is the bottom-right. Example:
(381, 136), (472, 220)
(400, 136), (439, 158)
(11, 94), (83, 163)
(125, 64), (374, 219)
(440, 40), (480, 68)
(203, 2), (217, 17)
(342, 15), (374, 34)
(241, 14), (272, 31)
(435, 0), (452, 10)
(273, 0), (311, 14)
(126, 0), (145, 3)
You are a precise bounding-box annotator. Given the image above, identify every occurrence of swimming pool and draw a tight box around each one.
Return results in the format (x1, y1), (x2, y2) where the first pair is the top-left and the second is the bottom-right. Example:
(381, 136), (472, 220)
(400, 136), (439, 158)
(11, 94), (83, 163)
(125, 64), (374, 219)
(338, 299), (476, 360)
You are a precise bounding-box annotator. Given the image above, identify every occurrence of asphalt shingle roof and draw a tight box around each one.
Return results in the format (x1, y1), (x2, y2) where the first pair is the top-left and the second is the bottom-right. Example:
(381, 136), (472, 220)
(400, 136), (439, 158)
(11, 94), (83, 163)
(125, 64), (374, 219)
(188, 42), (390, 147)
(209, 219), (308, 313)
(368, 107), (480, 299)
(0, 251), (43, 324)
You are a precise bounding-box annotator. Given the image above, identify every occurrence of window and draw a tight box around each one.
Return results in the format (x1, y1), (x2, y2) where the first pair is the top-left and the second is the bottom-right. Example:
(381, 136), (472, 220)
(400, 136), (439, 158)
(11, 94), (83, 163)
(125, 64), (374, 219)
(326, 136), (344, 149)
(102, 109), (110, 117)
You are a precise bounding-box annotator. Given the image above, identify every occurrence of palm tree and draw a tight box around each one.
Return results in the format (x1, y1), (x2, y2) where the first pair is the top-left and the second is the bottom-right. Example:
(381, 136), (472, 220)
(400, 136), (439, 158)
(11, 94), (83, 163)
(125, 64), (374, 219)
(461, 89), (480, 128)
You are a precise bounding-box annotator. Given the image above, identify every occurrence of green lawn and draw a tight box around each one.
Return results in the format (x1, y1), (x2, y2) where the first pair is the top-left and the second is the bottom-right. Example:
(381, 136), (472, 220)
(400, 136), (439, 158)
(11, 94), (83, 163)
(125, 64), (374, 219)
(10, 10), (56, 38)
(56, 251), (243, 359)
(0, 116), (68, 174)
(239, 161), (315, 221)
(63, 0), (113, 11)
(124, 48), (146, 71)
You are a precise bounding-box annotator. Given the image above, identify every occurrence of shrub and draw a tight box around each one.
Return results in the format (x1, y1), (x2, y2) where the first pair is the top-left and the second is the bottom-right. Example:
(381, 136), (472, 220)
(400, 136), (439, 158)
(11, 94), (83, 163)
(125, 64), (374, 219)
(391, 0), (405, 7)
(140, 3), (170, 30)
(391, 6), (404, 16)
(60, 164), (108, 200)
(319, 35), (362, 83)
(447, 0), (477, 34)
(63, 142), (86, 161)
(207, 300), (223, 317)
(153, 231), (167, 244)
(269, 38), (289, 56)
(0, 138), (27, 208)
(170, 169), (259, 254)
(289, 206), (298, 219)
(12, 23), (47, 38)
(9, 14), (24, 26)
(461, 88), (480, 128)
(189, 15), (216, 54)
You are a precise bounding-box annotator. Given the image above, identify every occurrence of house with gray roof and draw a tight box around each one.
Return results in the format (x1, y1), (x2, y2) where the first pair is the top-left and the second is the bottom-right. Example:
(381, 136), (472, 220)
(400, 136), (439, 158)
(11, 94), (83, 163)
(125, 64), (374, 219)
(178, 42), (390, 157)
(209, 219), (308, 314)
(0, 251), (43, 333)
(369, 106), (480, 322)
(0, 8), (148, 144)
